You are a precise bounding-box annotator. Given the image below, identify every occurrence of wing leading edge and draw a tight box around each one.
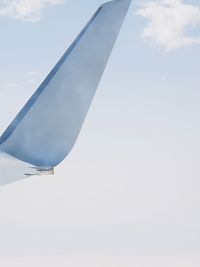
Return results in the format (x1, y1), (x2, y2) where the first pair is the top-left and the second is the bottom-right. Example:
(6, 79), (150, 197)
(0, 0), (132, 169)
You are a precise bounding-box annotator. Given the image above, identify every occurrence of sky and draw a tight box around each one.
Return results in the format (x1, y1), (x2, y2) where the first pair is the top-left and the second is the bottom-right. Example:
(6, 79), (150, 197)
(0, 0), (200, 266)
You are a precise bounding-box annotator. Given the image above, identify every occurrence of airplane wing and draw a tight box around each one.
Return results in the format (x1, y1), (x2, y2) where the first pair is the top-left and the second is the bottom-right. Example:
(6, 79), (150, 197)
(0, 0), (132, 185)
(0, 153), (54, 187)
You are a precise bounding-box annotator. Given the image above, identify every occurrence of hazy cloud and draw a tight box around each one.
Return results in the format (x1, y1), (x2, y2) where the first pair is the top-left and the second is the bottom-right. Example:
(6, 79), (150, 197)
(3, 82), (20, 88)
(136, 0), (200, 51)
(0, 0), (65, 22)
(0, 93), (6, 97)
(26, 71), (40, 76)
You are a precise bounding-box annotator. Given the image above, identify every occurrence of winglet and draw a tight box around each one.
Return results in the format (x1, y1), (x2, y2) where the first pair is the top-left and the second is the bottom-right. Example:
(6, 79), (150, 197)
(0, 0), (132, 167)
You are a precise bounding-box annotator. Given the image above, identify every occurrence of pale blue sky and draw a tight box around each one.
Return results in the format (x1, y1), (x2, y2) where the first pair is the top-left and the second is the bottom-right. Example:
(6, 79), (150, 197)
(0, 0), (200, 266)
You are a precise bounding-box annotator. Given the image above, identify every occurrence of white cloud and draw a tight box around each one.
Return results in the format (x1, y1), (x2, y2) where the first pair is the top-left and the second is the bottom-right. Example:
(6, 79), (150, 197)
(0, 0), (65, 22)
(136, 0), (200, 51)
(3, 82), (20, 88)
(26, 71), (40, 76)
